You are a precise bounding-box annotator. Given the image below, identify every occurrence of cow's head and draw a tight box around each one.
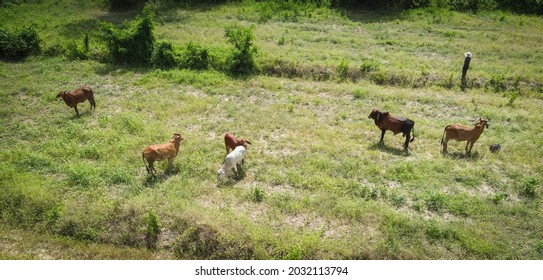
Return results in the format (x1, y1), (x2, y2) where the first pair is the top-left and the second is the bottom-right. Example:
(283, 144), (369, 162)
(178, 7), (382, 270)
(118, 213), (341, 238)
(56, 91), (67, 99)
(238, 139), (252, 148)
(172, 133), (184, 143)
(478, 118), (489, 128)
(368, 109), (388, 122)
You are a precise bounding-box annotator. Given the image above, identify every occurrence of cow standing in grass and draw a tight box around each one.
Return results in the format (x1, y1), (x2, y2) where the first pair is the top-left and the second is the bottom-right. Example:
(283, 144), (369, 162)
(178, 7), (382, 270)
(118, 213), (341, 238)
(224, 132), (251, 155)
(441, 119), (489, 154)
(56, 86), (96, 116)
(142, 134), (184, 175)
(368, 109), (415, 151)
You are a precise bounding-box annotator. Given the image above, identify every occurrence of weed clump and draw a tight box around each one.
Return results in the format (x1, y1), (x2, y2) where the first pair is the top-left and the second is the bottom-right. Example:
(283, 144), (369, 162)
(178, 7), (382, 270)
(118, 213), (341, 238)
(520, 176), (540, 198)
(252, 187), (265, 202)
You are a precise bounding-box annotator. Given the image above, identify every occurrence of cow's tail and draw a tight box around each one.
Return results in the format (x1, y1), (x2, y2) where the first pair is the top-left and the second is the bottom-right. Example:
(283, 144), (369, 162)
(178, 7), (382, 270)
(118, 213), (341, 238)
(142, 152), (150, 174)
(440, 126), (448, 146)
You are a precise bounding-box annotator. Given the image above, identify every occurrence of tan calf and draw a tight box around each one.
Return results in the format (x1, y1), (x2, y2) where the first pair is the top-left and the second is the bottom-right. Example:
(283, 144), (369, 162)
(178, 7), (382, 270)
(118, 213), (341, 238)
(441, 119), (489, 154)
(142, 134), (183, 174)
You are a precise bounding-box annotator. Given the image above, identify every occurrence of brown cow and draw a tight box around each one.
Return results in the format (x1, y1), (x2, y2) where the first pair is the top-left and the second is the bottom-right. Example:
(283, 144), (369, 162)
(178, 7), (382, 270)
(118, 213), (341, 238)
(224, 132), (251, 154)
(441, 118), (489, 154)
(56, 86), (96, 116)
(142, 134), (184, 175)
(368, 109), (415, 151)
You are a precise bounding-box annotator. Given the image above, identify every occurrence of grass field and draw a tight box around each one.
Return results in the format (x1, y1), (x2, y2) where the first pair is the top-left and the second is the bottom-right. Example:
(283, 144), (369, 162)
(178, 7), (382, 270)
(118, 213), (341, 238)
(1, 0), (542, 259)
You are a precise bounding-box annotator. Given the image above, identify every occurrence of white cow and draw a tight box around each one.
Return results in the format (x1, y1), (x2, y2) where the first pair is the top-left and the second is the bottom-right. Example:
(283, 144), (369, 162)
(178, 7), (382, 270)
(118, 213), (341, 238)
(217, 146), (246, 180)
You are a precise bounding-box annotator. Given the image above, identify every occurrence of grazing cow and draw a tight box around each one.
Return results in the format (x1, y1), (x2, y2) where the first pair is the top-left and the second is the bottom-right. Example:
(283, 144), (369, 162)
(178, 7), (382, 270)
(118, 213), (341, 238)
(224, 132), (251, 154)
(217, 146), (246, 180)
(142, 134), (184, 175)
(441, 119), (489, 154)
(368, 109), (415, 151)
(57, 86), (96, 116)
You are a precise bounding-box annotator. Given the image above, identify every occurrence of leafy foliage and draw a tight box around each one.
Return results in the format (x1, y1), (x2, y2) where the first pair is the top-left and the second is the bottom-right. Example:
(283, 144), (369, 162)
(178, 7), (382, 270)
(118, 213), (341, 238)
(100, 3), (155, 65)
(151, 41), (177, 69)
(224, 24), (258, 75)
(0, 26), (41, 60)
(180, 42), (210, 70)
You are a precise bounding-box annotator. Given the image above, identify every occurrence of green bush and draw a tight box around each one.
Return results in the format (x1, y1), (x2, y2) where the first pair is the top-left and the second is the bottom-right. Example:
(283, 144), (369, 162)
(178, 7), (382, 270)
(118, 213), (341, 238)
(151, 41), (177, 69)
(0, 26), (41, 60)
(100, 3), (155, 65)
(225, 24), (258, 75)
(180, 42), (210, 70)
(145, 209), (161, 249)
(65, 34), (91, 60)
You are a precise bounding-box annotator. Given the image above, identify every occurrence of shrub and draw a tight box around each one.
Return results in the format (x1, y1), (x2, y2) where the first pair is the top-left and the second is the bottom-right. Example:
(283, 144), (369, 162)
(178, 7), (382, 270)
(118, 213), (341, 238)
(65, 34), (91, 60)
(100, 3), (155, 65)
(180, 42), (210, 70)
(151, 41), (177, 69)
(224, 24), (258, 75)
(0, 26), (41, 60)
(145, 209), (161, 249)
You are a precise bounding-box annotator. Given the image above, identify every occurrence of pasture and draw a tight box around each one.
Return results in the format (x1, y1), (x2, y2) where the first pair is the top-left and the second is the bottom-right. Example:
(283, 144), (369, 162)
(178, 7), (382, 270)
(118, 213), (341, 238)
(1, 0), (542, 259)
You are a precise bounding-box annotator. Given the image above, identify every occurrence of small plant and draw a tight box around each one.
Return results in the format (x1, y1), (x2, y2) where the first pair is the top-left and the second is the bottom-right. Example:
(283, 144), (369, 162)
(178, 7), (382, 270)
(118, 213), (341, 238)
(252, 187), (265, 202)
(520, 176), (540, 198)
(360, 59), (380, 74)
(425, 192), (446, 212)
(504, 91), (519, 106)
(486, 72), (508, 92)
(278, 35), (285, 46)
(352, 88), (367, 99)
(336, 59), (350, 81)
(145, 209), (161, 250)
(491, 193), (508, 204)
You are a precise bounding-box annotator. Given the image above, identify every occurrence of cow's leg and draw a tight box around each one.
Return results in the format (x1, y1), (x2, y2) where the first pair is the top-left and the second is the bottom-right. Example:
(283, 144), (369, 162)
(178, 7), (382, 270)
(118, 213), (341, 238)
(380, 129), (386, 143)
(403, 132), (410, 150)
(465, 141), (471, 154)
(148, 161), (155, 175)
(167, 157), (174, 170)
(74, 105), (79, 116)
(468, 141), (475, 154)
(233, 165), (238, 177)
(442, 139), (448, 153)
(89, 97), (96, 110)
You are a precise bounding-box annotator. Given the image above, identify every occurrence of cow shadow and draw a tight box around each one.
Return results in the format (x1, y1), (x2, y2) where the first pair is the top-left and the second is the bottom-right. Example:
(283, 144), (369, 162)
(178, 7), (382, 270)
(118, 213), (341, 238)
(368, 142), (410, 156)
(442, 151), (480, 161)
(143, 165), (181, 187)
